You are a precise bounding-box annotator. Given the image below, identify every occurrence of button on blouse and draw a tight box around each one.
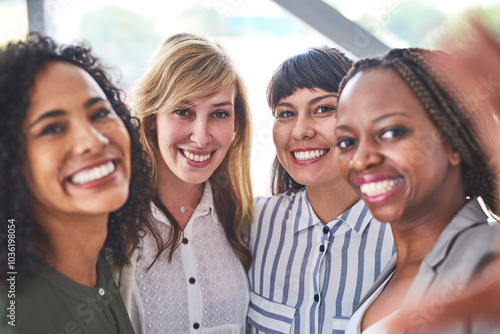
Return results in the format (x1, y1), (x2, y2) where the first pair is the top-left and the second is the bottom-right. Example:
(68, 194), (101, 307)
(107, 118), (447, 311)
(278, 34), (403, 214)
(134, 182), (249, 334)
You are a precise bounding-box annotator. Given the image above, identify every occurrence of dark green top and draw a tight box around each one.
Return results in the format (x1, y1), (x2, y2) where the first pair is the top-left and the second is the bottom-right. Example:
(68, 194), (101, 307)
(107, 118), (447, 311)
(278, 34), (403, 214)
(1, 251), (135, 334)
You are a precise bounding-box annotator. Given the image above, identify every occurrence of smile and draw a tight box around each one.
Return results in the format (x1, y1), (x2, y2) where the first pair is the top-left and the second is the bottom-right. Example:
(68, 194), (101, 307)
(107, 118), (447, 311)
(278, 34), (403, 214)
(71, 161), (116, 184)
(181, 150), (212, 162)
(360, 178), (402, 197)
(293, 149), (327, 161)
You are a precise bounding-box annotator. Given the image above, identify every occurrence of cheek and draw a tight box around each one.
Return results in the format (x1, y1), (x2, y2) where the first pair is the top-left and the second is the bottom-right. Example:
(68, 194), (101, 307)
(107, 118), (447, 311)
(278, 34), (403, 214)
(318, 124), (337, 146)
(393, 142), (435, 175)
(215, 123), (236, 147)
(337, 153), (351, 179)
(272, 123), (288, 152)
(117, 126), (132, 178)
(23, 144), (58, 201)
(156, 122), (185, 149)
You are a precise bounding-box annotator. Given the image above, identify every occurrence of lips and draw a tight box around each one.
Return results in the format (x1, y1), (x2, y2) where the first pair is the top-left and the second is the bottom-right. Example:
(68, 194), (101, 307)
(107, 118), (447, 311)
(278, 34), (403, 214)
(292, 149), (328, 161)
(181, 149), (212, 162)
(355, 175), (404, 202)
(70, 160), (116, 185)
(359, 178), (402, 197)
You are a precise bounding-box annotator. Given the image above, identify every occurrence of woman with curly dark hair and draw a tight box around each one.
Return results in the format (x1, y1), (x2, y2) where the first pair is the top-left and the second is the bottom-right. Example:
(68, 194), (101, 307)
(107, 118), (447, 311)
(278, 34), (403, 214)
(0, 34), (153, 333)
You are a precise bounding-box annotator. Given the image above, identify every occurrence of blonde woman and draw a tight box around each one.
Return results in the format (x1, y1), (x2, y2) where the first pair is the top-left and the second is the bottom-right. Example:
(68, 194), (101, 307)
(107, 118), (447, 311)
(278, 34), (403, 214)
(114, 33), (253, 334)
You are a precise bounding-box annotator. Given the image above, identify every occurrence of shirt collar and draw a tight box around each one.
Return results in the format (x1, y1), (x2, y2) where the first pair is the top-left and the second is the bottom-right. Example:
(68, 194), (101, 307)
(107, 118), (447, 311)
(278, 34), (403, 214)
(293, 188), (373, 234)
(150, 181), (219, 225)
(336, 198), (374, 234)
(423, 198), (488, 268)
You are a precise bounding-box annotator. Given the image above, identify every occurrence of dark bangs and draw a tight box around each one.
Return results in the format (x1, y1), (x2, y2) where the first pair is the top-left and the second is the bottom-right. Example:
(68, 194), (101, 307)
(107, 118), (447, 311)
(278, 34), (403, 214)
(267, 46), (353, 114)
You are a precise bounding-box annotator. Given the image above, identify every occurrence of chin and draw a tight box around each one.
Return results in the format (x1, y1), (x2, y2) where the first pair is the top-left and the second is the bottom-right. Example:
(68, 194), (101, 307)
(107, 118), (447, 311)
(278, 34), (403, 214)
(88, 191), (130, 214)
(175, 169), (212, 185)
(183, 176), (211, 185)
(365, 206), (398, 224)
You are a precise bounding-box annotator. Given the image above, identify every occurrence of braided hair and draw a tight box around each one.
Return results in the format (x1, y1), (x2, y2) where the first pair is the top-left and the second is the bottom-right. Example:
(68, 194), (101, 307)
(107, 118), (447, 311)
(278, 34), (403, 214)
(338, 48), (497, 212)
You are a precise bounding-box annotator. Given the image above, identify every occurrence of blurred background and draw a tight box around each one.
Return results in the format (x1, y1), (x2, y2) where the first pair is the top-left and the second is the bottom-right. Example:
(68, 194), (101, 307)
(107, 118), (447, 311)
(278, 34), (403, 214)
(1, 0), (499, 196)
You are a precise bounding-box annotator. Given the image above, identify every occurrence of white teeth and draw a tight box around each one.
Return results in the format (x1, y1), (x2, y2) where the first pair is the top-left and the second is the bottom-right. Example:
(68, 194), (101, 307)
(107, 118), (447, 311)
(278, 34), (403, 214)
(71, 161), (115, 184)
(360, 179), (401, 197)
(293, 149), (327, 161)
(182, 150), (211, 162)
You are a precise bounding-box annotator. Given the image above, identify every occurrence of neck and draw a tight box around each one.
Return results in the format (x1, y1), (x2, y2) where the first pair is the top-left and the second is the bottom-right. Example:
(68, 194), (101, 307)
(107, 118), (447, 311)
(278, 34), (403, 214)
(35, 213), (108, 287)
(391, 196), (467, 267)
(156, 168), (205, 228)
(306, 176), (360, 224)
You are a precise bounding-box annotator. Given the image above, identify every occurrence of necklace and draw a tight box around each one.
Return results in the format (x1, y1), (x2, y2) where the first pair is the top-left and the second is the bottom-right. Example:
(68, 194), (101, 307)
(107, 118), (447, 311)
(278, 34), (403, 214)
(180, 205), (186, 213)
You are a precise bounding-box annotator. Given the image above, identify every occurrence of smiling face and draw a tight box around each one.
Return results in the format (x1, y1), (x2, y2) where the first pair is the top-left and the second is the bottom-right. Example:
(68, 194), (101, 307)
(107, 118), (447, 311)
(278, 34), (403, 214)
(272, 87), (342, 188)
(155, 85), (236, 185)
(335, 68), (463, 224)
(23, 61), (131, 222)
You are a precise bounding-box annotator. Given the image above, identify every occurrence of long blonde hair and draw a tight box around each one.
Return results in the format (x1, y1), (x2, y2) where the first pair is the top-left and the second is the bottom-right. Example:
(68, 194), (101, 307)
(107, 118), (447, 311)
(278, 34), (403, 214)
(134, 33), (253, 270)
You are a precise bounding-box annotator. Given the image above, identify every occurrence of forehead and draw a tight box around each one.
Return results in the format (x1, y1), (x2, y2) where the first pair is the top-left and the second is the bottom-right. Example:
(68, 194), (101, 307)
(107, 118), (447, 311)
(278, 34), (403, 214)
(337, 68), (427, 121)
(185, 84), (236, 106)
(29, 61), (106, 107)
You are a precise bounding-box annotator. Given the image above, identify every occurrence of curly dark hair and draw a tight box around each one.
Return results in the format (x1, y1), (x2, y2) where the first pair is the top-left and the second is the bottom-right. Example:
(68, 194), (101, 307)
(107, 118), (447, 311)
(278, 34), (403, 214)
(0, 33), (154, 288)
(338, 48), (497, 212)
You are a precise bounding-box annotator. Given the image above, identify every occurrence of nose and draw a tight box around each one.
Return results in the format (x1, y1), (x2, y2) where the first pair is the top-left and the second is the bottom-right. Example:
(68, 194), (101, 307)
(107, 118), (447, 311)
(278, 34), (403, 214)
(74, 125), (110, 155)
(189, 118), (212, 147)
(292, 114), (315, 140)
(348, 140), (382, 171)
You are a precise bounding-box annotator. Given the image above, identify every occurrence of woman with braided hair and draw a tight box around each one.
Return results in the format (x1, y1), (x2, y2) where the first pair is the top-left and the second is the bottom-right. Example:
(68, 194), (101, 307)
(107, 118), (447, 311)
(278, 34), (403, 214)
(335, 46), (500, 333)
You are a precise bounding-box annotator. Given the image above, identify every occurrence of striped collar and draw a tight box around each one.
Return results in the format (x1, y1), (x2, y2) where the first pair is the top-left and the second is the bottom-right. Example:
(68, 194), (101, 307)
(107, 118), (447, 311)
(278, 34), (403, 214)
(292, 187), (374, 235)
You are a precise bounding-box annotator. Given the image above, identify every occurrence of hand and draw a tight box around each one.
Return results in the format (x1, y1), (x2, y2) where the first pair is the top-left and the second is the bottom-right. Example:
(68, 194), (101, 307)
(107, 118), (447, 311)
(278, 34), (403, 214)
(388, 265), (500, 333)
(425, 17), (500, 214)
(387, 19), (500, 333)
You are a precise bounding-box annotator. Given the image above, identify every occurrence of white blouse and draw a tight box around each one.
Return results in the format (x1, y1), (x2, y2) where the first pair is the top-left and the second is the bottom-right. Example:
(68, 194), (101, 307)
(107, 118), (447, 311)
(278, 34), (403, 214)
(345, 272), (397, 334)
(133, 182), (249, 334)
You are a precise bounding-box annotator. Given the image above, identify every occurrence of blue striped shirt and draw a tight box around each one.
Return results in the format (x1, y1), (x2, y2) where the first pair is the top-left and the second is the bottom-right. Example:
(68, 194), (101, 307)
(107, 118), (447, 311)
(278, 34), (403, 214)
(247, 188), (395, 334)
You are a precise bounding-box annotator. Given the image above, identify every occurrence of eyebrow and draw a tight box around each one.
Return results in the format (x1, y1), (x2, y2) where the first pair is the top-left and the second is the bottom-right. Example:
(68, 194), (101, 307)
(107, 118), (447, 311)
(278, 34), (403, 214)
(372, 111), (410, 123)
(176, 100), (233, 109)
(212, 101), (233, 108)
(29, 110), (67, 129)
(336, 111), (410, 131)
(29, 96), (107, 128)
(84, 97), (106, 108)
(277, 93), (337, 108)
(308, 94), (337, 106)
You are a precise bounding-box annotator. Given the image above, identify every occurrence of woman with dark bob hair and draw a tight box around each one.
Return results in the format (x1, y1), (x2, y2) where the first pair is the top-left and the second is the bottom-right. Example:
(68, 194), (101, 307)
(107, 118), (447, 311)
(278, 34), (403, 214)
(247, 47), (394, 333)
(0, 34), (153, 333)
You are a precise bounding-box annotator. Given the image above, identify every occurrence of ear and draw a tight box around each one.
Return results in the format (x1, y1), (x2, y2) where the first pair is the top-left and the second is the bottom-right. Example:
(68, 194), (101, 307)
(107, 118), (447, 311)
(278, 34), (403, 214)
(145, 116), (156, 130)
(448, 147), (461, 166)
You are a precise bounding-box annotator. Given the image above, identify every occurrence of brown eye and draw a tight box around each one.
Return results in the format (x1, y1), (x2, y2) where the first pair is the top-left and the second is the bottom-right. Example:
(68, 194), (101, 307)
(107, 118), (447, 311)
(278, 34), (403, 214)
(213, 111), (230, 119)
(277, 110), (295, 118)
(40, 123), (65, 136)
(173, 109), (190, 116)
(92, 108), (111, 121)
(336, 137), (355, 149)
(315, 105), (335, 114)
(380, 127), (408, 139)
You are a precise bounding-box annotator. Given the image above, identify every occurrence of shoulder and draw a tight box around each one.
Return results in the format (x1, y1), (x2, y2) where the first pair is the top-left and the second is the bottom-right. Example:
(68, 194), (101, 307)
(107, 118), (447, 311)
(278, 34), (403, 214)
(436, 223), (498, 281)
(254, 190), (304, 221)
(451, 223), (497, 256)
